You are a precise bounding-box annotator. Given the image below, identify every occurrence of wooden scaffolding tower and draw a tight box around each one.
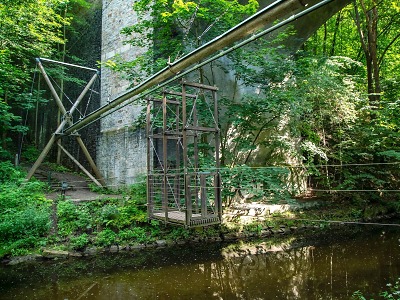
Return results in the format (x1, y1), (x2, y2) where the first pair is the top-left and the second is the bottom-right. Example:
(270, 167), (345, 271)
(147, 81), (222, 226)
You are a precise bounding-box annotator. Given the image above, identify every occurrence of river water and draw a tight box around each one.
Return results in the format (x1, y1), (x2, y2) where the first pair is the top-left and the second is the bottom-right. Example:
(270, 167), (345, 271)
(0, 225), (399, 299)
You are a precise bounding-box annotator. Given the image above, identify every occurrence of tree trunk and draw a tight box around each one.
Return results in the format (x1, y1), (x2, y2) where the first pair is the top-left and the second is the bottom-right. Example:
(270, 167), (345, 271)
(2, 92), (8, 151)
(354, 0), (381, 106)
(323, 22), (327, 55)
(367, 6), (380, 105)
(330, 11), (342, 56)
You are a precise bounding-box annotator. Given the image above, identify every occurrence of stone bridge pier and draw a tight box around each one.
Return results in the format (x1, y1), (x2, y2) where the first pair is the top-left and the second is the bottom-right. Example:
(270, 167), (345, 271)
(98, 0), (351, 188)
(99, 0), (146, 188)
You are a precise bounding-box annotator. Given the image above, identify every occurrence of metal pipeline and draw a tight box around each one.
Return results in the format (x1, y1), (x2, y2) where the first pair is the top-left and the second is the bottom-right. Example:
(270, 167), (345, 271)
(64, 0), (328, 134)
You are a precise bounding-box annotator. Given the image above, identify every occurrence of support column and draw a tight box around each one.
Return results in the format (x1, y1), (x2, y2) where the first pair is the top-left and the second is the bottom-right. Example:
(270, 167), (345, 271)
(26, 59), (104, 187)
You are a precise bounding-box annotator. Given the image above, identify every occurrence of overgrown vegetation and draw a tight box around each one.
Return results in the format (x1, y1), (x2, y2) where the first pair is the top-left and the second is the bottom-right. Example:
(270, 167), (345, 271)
(0, 0), (95, 160)
(1, 161), (398, 259)
(106, 0), (400, 206)
(0, 162), (51, 257)
(0, 163), (208, 257)
(352, 277), (400, 300)
(0, 0), (399, 278)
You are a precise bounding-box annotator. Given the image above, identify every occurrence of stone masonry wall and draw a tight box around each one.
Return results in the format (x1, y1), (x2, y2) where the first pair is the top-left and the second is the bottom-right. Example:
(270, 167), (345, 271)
(98, 0), (147, 187)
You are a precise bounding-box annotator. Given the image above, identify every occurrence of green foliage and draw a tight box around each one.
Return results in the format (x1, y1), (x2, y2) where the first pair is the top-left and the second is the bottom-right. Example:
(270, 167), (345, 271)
(118, 227), (148, 244)
(380, 278), (400, 299)
(112, 0), (258, 82)
(148, 220), (161, 238)
(0, 206), (49, 240)
(56, 191), (147, 239)
(88, 183), (116, 194)
(111, 0), (400, 205)
(43, 162), (72, 173)
(299, 1), (400, 197)
(95, 228), (117, 247)
(111, 199), (147, 228)
(0, 0), (92, 158)
(127, 181), (147, 205)
(0, 166), (51, 257)
(351, 290), (368, 300)
(96, 181), (149, 228)
(243, 222), (263, 234)
(167, 227), (191, 241)
(100, 204), (120, 226)
(0, 99), (22, 159)
(69, 233), (89, 250)
(0, 0), (70, 157)
(21, 145), (41, 162)
(57, 200), (92, 236)
(0, 161), (23, 184)
(0, 237), (41, 258)
(221, 52), (364, 190)
(221, 165), (292, 204)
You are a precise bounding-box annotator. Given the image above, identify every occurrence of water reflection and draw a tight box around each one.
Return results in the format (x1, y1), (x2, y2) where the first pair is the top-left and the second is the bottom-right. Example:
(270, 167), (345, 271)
(0, 226), (399, 299)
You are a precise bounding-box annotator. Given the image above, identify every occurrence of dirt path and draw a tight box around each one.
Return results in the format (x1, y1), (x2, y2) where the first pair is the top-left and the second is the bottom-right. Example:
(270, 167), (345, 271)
(30, 167), (122, 202)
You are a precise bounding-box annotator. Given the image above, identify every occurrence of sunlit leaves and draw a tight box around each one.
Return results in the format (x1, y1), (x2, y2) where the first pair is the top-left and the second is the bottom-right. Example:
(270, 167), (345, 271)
(222, 49), (364, 171)
(117, 0), (259, 83)
(0, 0), (69, 59)
(393, 2), (400, 12)
(0, 0), (79, 158)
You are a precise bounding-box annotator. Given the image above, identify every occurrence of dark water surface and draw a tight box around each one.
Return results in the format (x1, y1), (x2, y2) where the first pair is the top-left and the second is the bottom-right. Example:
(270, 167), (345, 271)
(0, 226), (399, 299)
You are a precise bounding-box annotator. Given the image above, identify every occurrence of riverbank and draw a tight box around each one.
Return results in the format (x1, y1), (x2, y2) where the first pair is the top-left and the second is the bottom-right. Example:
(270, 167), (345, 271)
(3, 202), (399, 266)
(1, 162), (400, 266)
(1, 224), (400, 300)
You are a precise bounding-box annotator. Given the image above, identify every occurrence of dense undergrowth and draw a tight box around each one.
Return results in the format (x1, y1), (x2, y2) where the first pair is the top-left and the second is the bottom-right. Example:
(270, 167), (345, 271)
(0, 162), (51, 257)
(1, 161), (400, 260)
(0, 161), (213, 258)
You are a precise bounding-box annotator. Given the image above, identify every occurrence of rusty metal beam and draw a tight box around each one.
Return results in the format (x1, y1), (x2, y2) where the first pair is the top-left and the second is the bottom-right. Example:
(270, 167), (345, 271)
(75, 136), (106, 186)
(58, 142), (102, 187)
(26, 63), (101, 184)
(36, 58), (67, 116)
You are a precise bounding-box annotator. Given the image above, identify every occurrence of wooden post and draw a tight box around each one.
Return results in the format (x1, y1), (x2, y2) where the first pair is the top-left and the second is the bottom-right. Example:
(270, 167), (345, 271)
(175, 100), (181, 214)
(200, 174), (207, 217)
(192, 93), (200, 213)
(26, 119), (68, 181)
(36, 58), (67, 115)
(182, 83), (191, 225)
(213, 89), (222, 219)
(146, 98), (153, 219)
(162, 92), (168, 222)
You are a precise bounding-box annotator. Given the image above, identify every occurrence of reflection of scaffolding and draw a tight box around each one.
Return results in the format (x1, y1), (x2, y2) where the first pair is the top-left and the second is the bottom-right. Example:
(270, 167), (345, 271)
(147, 81), (221, 226)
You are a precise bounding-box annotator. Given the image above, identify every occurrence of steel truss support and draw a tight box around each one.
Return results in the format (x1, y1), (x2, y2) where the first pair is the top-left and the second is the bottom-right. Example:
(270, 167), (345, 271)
(26, 58), (105, 187)
(147, 80), (221, 227)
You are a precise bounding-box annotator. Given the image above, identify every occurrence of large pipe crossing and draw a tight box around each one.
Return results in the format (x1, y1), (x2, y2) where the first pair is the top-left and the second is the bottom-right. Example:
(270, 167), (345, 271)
(65, 0), (336, 134)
